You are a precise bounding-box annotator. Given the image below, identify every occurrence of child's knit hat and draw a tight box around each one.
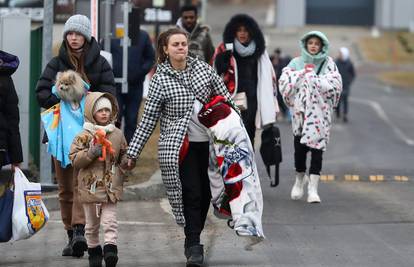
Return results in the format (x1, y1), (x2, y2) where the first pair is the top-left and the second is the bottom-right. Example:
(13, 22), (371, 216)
(93, 96), (112, 115)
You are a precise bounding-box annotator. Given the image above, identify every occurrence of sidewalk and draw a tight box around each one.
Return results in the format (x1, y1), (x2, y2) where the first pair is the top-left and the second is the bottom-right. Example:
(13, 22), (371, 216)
(43, 170), (165, 211)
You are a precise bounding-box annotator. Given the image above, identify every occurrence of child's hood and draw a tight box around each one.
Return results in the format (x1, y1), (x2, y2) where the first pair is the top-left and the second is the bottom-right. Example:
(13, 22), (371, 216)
(300, 30), (330, 62)
(84, 92), (118, 124)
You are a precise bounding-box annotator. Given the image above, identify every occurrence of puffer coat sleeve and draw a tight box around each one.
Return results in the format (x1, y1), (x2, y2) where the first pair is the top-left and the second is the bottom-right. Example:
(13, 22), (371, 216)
(0, 76), (23, 163)
(96, 57), (116, 96)
(35, 57), (61, 109)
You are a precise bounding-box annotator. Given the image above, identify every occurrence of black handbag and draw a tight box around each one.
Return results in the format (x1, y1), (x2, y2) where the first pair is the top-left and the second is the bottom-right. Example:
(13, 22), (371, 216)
(260, 124), (282, 187)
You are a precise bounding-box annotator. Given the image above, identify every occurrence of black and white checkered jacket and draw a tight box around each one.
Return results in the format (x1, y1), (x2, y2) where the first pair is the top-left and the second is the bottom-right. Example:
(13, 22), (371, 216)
(127, 56), (234, 225)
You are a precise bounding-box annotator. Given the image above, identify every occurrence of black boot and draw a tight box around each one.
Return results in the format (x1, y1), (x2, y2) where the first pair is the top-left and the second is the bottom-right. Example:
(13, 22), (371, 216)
(62, 230), (73, 256)
(71, 224), (88, 257)
(185, 244), (204, 267)
(103, 244), (118, 267)
(88, 245), (103, 267)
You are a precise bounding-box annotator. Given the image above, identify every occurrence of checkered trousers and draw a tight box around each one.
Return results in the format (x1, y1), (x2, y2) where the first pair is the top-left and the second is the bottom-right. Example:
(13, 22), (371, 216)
(127, 57), (233, 225)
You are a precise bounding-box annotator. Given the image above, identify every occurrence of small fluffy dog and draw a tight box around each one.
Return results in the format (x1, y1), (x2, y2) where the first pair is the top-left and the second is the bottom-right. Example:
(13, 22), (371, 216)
(55, 70), (85, 110)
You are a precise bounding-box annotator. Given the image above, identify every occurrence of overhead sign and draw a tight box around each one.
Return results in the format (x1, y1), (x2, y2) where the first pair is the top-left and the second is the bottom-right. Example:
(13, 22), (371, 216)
(131, 0), (179, 25)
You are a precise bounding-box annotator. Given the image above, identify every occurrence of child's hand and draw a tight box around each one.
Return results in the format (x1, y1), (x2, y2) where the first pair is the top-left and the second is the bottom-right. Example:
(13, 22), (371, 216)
(87, 144), (103, 158)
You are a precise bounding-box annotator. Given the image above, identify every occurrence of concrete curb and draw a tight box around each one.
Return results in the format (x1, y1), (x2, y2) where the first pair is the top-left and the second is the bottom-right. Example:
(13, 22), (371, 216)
(43, 170), (165, 211)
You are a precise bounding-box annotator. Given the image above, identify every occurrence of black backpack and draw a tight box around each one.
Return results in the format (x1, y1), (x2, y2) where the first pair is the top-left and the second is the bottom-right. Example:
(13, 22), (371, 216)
(260, 125), (282, 187)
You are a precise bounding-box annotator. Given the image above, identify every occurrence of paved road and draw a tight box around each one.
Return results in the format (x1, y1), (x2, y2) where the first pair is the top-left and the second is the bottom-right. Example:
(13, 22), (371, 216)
(2, 67), (414, 266)
(3, 2), (414, 267)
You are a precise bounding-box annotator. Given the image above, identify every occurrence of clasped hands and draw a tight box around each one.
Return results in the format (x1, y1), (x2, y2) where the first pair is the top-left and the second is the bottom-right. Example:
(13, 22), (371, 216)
(87, 143), (136, 170)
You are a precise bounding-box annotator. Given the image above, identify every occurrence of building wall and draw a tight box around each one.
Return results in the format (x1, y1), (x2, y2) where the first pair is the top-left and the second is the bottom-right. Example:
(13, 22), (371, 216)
(276, 0), (305, 28)
(375, 0), (414, 29)
(276, 0), (414, 30)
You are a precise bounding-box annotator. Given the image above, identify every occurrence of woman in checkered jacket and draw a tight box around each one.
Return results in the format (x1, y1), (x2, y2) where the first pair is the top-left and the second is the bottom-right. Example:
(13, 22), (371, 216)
(127, 28), (234, 266)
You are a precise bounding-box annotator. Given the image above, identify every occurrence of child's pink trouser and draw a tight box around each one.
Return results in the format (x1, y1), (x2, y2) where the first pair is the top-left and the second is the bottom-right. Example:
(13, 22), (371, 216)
(83, 202), (118, 248)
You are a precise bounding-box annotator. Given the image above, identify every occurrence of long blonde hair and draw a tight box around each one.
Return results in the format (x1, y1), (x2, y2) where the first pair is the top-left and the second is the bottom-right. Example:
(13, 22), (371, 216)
(156, 28), (188, 64)
(64, 40), (90, 83)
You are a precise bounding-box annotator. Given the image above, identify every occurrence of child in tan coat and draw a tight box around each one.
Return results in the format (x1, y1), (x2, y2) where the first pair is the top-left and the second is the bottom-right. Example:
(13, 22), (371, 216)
(70, 92), (134, 267)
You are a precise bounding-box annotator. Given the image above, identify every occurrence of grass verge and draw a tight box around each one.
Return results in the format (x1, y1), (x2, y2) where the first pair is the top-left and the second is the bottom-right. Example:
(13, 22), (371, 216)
(124, 100), (160, 185)
(378, 71), (414, 89)
(359, 31), (414, 64)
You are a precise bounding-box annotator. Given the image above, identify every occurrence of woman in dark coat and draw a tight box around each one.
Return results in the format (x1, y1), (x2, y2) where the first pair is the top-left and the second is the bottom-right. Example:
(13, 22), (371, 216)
(0, 50), (23, 172)
(335, 47), (355, 122)
(35, 14), (115, 258)
(213, 14), (278, 146)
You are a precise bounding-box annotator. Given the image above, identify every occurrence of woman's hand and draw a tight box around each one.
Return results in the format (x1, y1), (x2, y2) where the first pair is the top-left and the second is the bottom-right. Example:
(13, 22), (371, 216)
(11, 163), (20, 172)
(127, 158), (136, 170)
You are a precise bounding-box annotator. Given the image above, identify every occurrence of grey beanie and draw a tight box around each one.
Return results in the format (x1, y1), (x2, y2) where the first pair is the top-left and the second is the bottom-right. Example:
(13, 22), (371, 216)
(63, 14), (92, 42)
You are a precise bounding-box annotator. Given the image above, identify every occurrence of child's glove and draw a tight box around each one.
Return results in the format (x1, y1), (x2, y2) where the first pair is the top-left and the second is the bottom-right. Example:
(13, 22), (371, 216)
(88, 144), (103, 158)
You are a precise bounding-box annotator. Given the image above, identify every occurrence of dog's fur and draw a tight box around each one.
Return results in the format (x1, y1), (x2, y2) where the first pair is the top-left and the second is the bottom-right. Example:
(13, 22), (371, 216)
(55, 70), (85, 110)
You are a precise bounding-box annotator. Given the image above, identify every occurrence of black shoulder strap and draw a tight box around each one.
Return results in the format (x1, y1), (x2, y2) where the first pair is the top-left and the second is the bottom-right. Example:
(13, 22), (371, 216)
(316, 59), (326, 75)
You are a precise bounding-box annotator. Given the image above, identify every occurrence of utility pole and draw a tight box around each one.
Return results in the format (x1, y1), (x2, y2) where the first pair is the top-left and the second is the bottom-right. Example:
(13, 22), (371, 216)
(40, 0), (55, 189)
(103, 0), (113, 52)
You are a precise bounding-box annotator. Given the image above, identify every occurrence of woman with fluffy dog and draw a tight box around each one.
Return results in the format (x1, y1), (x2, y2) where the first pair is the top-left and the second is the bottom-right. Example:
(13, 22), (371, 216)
(36, 14), (115, 258)
(213, 14), (278, 147)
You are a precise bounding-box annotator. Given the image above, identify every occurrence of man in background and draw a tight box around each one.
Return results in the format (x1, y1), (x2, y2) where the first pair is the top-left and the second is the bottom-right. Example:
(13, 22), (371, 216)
(271, 48), (291, 121)
(110, 28), (155, 143)
(177, 5), (215, 64)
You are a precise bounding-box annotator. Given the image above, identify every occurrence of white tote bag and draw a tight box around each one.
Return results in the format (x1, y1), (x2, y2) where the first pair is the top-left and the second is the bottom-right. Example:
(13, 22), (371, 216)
(12, 168), (49, 241)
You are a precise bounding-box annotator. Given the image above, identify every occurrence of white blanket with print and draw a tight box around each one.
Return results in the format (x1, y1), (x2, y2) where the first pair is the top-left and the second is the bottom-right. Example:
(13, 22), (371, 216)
(197, 97), (264, 239)
(279, 57), (342, 151)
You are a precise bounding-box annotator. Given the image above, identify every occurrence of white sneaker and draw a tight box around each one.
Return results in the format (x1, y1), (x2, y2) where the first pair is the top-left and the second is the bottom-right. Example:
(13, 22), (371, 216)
(307, 174), (321, 203)
(291, 172), (307, 200)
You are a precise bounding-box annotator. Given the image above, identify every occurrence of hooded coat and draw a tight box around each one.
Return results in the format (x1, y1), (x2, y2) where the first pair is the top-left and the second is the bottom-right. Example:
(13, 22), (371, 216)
(213, 14), (278, 129)
(279, 31), (342, 151)
(0, 50), (22, 165)
(36, 38), (116, 110)
(69, 92), (128, 203)
(127, 57), (234, 226)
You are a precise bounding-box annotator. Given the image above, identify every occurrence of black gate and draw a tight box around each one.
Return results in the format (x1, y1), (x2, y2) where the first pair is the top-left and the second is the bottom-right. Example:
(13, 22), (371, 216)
(306, 0), (374, 26)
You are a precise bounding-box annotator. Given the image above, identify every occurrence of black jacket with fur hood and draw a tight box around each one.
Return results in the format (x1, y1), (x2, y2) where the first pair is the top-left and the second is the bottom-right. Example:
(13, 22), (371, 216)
(215, 14), (266, 76)
(36, 37), (115, 109)
(222, 14), (265, 59)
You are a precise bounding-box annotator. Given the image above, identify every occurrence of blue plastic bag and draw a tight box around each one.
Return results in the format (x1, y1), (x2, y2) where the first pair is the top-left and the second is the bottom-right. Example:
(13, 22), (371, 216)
(0, 186), (13, 242)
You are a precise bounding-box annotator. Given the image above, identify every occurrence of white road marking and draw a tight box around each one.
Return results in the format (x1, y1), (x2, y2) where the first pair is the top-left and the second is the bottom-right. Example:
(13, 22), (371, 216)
(160, 198), (173, 216)
(383, 85), (392, 93)
(350, 97), (414, 146)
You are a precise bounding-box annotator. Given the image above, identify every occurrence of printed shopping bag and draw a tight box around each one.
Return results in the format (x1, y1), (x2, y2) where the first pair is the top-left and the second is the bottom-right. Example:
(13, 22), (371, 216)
(12, 168), (49, 241)
(0, 185), (13, 242)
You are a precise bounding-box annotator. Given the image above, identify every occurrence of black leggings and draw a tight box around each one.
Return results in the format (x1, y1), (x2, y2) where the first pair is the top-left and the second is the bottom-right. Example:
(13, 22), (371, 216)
(294, 136), (324, 175)
(179, 141), (211, 248)
(241, 95), (258, 146)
